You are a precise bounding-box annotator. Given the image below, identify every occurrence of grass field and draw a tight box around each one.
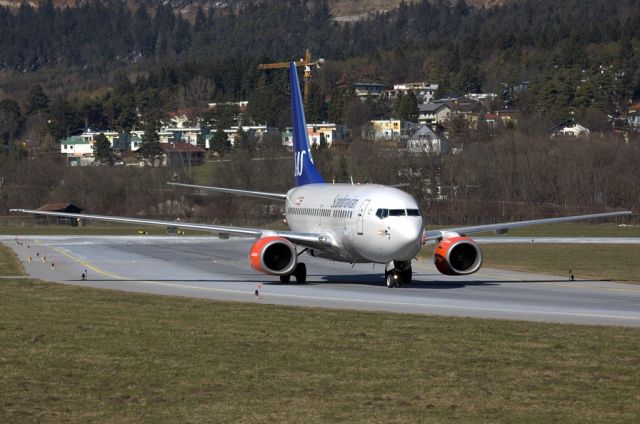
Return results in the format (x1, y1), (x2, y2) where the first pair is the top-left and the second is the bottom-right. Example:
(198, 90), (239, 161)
(1, 246), (640, 423)
(419, 242), (640, 283)
(0, 243), (27, 276)
(479, 244), (640, 282)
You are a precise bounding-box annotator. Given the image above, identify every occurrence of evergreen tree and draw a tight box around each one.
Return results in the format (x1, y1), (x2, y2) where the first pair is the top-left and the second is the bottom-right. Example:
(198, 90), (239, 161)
(305, 82), (327, 123)
(327, 87), (355, 124)
(27, 85), (49, 114)
(337, 155), (349, 182)
(0, 99), (24, 145)
(234, 127), (254, 155)
(396, 91), (419, 122)
(137, 121), (164, 166)
(211, 127), (231, 157)
(92, 132), (116, 165)
(46, 95), (79, 140)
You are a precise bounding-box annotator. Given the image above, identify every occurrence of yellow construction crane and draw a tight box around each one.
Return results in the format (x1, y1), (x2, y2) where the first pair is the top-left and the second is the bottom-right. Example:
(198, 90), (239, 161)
(258, 49), (325, 103)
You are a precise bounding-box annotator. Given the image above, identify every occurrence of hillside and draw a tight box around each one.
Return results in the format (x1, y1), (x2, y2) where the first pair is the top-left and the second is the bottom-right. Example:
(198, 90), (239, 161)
(0, 0), (512, 18)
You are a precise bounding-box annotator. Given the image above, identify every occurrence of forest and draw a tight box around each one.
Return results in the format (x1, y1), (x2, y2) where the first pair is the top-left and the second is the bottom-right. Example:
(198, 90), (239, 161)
(1, 0), (639, 124)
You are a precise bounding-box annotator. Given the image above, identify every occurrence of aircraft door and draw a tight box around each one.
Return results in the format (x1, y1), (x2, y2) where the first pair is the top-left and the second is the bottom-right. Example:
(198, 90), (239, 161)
(357, 199), (370, 235)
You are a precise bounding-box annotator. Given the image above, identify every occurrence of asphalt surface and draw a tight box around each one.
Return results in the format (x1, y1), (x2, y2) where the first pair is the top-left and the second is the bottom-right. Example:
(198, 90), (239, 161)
(3, 235), (640, 327)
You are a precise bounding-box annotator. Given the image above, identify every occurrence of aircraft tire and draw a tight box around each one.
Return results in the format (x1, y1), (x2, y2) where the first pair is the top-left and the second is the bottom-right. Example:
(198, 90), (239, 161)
(386, 272), (397, 288)
(401, 267), (412, 285)
(294, 263), (307, 284)
(279, 274), (291, 283)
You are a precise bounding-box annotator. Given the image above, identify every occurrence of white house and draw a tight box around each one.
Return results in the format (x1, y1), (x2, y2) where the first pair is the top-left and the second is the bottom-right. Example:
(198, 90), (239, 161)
(370, 120), (419, 140)
(418, 103), (451, 125)
(406, 125), (448, 154)
(282, 123), (342, 149)
(60, 135), (95, 166)
(628, 111), (640, 129)
(550, 119), (591, 138)
(391, 82), (439, 103)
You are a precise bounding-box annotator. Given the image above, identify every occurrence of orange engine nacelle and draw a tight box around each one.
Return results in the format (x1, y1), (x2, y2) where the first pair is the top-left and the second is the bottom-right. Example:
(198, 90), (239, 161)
(248, 236), (297, 276)
(433, 236), (483, 276)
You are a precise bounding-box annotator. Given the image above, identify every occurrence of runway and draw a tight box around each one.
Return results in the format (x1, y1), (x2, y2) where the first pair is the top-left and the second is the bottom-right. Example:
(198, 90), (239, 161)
(3, 235), (640, 327)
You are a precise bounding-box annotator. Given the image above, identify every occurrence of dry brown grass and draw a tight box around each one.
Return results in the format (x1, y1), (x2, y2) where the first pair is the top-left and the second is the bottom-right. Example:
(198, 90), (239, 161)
(1, 276), (639, 423)
(480, 244), (640, 282)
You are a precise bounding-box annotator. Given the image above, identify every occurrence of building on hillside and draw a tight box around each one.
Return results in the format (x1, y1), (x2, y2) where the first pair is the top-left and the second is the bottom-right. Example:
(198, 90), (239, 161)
(388, 82), (439, 103)
(281, 123), (344, 149)
(160, 142), (205, 167)
(369, 120), (419, 141)
(307, 123), (346, 147)
(446, 97), (485, 116)
(208, 101), (249, 112)
(549, 119), (591, 138)
(467, 92), (497, 105)
(418, 103), (451, 125)
(352, 82), (390, 98)
(406, 125), (449, 154)
(446, 97), (485, 127)
(60, 135), (95, 166)
(208, 101), (248, 126)
(167, 127), (201, 145)
(130, 130), (175, 144)
(481, 110), (520, 128)
(167, 109), (204, 128)
(628, 111), (640, 129)
(76, 129), (119, 145)
(35, 203), (83, 226)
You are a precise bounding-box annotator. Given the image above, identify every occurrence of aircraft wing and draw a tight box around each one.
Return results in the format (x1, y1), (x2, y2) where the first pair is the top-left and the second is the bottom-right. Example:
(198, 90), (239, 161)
(9, 209), (336, 250)
(423, 211), (632, 242)
(168, 182), (287, 201)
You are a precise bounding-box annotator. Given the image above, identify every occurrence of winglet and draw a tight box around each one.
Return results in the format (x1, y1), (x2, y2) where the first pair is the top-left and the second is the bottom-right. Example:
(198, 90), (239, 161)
(290, 62), (324, 186)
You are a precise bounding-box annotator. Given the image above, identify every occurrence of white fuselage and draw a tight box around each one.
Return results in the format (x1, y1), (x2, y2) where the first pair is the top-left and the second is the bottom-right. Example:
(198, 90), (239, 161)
(284, 184), (424, 264)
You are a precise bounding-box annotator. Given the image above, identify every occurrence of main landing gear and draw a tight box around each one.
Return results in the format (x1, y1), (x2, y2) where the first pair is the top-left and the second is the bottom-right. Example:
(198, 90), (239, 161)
(385, 260), (412, 288)
(279, 262), (307, 284)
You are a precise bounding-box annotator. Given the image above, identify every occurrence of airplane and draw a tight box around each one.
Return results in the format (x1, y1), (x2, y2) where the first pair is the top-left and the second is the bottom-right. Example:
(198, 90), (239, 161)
(11, 63), (631, 288)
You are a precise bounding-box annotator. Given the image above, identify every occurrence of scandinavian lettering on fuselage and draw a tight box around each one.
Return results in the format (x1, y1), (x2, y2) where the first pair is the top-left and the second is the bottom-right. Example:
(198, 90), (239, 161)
(330, 196), (359, 209)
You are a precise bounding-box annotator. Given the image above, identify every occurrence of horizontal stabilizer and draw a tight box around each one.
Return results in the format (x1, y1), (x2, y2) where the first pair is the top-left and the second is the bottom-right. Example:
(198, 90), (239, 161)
(168, 182), (286, 201)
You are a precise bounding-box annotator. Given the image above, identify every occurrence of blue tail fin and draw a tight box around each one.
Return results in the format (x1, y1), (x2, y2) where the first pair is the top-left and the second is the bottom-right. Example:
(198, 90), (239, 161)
(290, 62), (325, 186)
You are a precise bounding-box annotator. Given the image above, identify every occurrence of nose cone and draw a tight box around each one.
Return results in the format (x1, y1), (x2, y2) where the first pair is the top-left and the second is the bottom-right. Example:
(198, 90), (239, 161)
(390, 218), (424, 261)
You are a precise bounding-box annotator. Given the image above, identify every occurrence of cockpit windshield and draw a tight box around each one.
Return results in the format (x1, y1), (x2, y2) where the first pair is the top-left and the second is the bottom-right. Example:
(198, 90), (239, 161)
(376, 208), (421, 219)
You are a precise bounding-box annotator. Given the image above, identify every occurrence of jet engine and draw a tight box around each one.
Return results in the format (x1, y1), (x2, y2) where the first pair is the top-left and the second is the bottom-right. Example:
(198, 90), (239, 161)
(433, 236), (483, 276)
(249, 236), (297, 275)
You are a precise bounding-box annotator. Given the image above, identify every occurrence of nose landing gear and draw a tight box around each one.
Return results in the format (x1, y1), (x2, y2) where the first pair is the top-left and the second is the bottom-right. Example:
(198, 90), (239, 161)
(385, 260), (412, 288)
(385, 270), (401, 288)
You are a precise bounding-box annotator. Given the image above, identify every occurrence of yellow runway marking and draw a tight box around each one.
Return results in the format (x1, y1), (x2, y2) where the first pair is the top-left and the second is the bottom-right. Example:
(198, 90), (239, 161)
(34, 240), (126, 281)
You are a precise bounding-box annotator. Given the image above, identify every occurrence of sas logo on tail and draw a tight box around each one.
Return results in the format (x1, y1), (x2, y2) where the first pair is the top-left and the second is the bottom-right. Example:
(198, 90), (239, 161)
(294, 150), (313, 177)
